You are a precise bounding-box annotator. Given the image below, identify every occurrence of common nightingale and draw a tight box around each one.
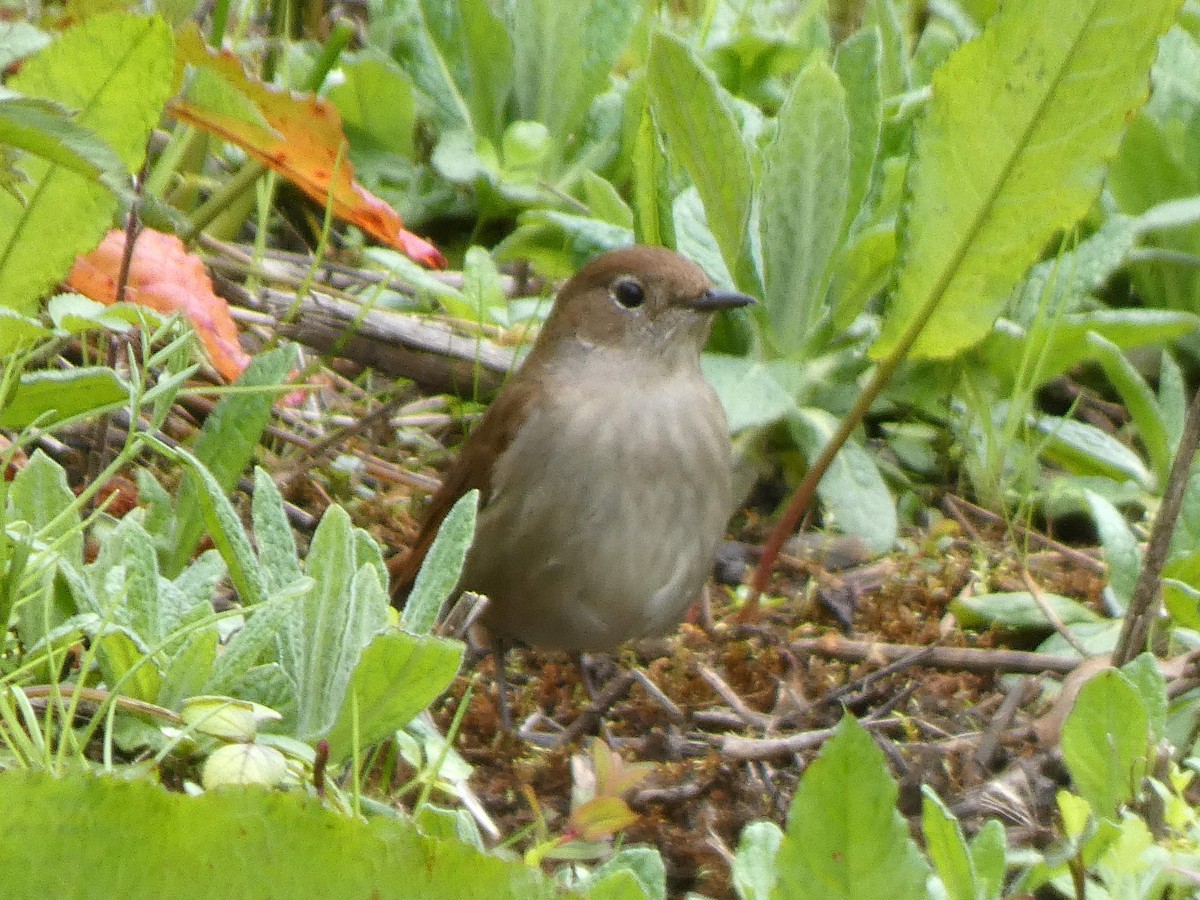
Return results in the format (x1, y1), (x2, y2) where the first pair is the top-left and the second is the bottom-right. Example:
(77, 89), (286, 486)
(390, 246), (755, 652)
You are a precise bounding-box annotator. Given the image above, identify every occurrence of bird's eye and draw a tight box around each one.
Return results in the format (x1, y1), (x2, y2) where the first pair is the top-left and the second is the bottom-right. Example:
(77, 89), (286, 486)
(611, 277), (645, 309)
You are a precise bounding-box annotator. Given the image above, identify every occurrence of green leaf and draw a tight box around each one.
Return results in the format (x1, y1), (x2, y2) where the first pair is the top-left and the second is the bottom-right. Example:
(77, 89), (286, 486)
(95, 625), (161, 703)
(0, 367), (130, 428)
(1035, 416), (1154, 488)
(969, 820), (1007, 900)
(648, 31), (753, 280)
(1, 12), (173, 312)
(327, 52), (415, 158)
(759, 58), (849, 355)
(1088, 331), (1170, 485)
(0, 308), (51, 355)
(277, 506), (388, 740)
(1119, 652), (1167, 745)
(790, 409), (897, 554)
(166, 445), (267, 608)
(731, 820), (783, 900)
(776, 715), (928, 900)
(951, 590), (1102, 636)
(381, 0), (471, 132)
(1008, 216), (1140, 326)
(1082, 490), (1139, 610)
(202, 581), (309, 696)
(1158, 352), (1186, 453)
(325, 630), (463, 764)
(46, 293), (139, 335)
(8, 450), (82, 569)
(983, 309), (1198, 386)
(0, 95), (133, 199)
(834, 28), (883, 234)
(0, 771), (566, 898)
(1061, 669), (1149, 819)
(251, 467), (302, 595)
(631, 100), (673, 248)
(457, 0), (513, 140)
(921, 787), (976, 900)
(700, 354), (798, 433)
(582, 847), (666, 900)
(581, 171), (634, 230)
(167, 346), (296, 576)
(673, 187), (733, 291)
(508, 0), (638, 165)
(873, 0), (1180, 360)
(403, 490), (478, 636)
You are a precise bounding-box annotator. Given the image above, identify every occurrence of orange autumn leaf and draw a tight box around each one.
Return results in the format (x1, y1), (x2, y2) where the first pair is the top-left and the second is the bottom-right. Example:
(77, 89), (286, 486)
(67, 228), (251, 382)
(167, 27), (446, 269)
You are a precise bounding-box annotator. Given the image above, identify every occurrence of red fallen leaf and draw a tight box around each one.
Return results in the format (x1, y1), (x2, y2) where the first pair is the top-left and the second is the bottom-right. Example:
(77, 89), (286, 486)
(67, 228), (251, 382)
(168, 27), (446, 269)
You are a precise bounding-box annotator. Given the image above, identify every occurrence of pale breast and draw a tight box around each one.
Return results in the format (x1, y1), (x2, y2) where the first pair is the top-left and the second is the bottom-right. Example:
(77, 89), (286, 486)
(464, 363), (733, 651)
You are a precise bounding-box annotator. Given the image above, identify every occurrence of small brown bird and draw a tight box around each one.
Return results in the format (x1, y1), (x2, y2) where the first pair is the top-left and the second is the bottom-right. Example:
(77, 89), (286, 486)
(390, 246), (755, 652)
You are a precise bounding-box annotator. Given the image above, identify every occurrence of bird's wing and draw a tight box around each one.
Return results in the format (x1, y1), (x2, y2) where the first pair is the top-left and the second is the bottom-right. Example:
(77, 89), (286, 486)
(387, 379), (537, 602)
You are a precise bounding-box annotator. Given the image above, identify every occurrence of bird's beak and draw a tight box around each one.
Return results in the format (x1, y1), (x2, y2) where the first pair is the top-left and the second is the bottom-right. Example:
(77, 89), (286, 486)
(686, 288), (757, 311)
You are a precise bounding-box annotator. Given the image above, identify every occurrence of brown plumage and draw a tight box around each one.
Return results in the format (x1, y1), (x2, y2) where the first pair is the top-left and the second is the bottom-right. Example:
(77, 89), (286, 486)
(389, 245), (754, 651)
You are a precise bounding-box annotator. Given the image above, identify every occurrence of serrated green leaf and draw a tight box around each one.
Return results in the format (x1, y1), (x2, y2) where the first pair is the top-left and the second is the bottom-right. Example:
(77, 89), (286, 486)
(1061, 669), (1149, 819)
(403, 490), (478, 636)
(776, 715), (929, 900)
(1, 12), (173, 312)
(873, 0), (1180, 361)
(759, 58), (849, 355)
